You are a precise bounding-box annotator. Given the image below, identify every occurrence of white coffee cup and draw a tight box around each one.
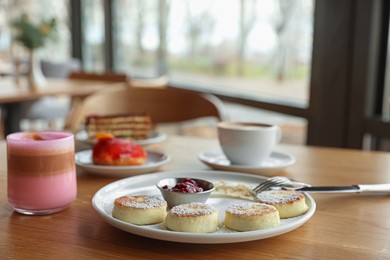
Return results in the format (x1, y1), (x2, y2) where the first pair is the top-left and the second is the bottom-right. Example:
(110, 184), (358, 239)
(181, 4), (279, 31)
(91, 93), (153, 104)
(217, 122), (281, 166)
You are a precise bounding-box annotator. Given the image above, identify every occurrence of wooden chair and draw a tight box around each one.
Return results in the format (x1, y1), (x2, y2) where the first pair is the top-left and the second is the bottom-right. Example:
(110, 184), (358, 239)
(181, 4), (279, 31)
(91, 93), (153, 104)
(64, 71), (129, 131)
(68, 86), (227, 137)
(68, 71), (129, 82)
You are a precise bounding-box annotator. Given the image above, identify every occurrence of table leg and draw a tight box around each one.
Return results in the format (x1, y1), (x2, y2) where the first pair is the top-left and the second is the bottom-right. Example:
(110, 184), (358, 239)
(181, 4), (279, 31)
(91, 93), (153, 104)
(64, 97), (84, 132)
(2, 103), (21, 137)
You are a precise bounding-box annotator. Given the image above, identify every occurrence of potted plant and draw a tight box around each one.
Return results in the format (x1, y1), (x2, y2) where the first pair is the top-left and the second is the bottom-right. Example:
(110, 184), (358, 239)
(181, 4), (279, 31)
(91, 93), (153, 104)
(12, 13), (57, 90)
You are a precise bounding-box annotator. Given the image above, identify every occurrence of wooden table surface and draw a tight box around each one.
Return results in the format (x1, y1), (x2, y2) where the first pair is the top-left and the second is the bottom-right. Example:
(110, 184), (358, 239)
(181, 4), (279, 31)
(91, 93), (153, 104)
(0, 77), (124, 103)
(0, 77), (125, 136)
(1, 135), (390, 259)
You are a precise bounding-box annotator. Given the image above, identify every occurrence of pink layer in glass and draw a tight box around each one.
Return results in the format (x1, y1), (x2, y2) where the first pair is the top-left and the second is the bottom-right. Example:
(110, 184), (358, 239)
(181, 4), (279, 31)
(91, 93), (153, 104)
(8, 171), (77, 210)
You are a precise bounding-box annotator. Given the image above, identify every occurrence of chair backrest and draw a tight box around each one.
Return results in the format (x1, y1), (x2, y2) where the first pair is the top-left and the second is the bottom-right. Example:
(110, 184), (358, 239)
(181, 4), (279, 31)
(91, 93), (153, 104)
(69, 71), (129, 82)
(64, 71), (130, 131)
(69, 87), (227, 132)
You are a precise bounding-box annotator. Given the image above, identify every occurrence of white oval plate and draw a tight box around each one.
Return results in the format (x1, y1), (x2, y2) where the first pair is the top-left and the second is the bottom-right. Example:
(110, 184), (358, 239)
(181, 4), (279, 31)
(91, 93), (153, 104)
(198, 149), (296, 176)
(76, 150), (171, 177)
(92, 170), (316, 244)
(75, 130), (167, 146)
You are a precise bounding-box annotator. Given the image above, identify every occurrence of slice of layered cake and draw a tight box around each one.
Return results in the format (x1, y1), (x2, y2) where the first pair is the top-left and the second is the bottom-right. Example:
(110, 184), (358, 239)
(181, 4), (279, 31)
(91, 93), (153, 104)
(85, 112), (154, 141)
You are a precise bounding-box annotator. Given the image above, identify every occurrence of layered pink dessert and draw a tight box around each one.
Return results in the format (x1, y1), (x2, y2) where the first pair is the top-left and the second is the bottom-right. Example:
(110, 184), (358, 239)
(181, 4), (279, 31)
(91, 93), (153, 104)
(7, 131), (77, 215)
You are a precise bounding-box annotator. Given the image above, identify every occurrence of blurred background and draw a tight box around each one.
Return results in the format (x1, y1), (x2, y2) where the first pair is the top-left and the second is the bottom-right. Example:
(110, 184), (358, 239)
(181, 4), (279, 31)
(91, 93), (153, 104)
(0, 0), (389, 150)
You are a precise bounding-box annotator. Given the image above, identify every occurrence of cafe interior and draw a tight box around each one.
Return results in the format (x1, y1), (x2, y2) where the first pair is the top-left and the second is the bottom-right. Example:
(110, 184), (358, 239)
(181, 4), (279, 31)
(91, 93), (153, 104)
(1, 0), (390, 259)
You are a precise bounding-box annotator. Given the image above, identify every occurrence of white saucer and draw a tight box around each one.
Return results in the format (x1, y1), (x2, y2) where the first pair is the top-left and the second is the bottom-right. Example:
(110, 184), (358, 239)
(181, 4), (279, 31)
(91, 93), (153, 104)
(75, 130), (167, 146)
(198, 149), (295, 176)
(76, 149), (170, 177)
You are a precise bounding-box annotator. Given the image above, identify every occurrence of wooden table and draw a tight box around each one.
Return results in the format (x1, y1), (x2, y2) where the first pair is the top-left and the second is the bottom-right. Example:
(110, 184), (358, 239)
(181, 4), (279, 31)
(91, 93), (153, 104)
(1, 135), (390, 259)
(0, 78), (125, 136)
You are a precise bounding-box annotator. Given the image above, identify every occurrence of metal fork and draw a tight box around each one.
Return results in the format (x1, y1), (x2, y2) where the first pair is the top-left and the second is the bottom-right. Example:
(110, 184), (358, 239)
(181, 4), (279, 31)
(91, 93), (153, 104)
(252, 176), (311, 194)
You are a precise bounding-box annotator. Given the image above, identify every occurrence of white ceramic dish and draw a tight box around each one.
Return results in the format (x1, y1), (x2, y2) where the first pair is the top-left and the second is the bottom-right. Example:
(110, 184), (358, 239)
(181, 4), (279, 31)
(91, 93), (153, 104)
(75, 130), (167, 146)
(198, 149), (296, 176)
(92, 170), (316, 244)
(76, 150), (170, 177)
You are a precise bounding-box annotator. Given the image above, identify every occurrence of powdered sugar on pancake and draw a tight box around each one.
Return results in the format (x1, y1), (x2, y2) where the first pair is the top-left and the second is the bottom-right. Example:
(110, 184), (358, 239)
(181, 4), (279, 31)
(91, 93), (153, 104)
(226, 202), (277, 217)
(170, 202), (217, 217)
(255, 190), (305, 204)
(115, 195), (166, 209)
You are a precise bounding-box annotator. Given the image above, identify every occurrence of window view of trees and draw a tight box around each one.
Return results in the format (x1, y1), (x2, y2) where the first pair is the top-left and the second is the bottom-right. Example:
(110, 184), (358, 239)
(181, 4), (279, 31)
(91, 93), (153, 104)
(0, 0), (71, 62)
(112, 0), (313, 104)
(81, 0), (105, 72)
(1, 0), (313, 105)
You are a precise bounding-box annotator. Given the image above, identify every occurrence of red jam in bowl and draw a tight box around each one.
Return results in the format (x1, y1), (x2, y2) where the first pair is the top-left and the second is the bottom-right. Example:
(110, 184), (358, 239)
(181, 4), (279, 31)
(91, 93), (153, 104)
(163, 178), (204, 193)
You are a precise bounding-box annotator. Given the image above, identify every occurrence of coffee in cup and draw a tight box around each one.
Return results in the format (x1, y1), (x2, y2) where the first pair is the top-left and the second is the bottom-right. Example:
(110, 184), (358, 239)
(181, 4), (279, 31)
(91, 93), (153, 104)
(217, 122), (281, 166)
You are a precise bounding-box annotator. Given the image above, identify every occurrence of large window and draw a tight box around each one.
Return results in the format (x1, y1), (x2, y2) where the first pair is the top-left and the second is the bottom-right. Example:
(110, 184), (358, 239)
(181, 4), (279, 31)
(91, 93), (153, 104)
(76, 0), (313, 145)
(109, 0), (314, 107)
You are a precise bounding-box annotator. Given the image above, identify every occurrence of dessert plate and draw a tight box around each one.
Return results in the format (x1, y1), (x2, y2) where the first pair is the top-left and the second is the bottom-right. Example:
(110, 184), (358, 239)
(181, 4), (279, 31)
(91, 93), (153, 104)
(75, 150), (170, 176)
(75, 130), (167, 146)
(198, 149), (295, 176)
(92, 170), (315, 244)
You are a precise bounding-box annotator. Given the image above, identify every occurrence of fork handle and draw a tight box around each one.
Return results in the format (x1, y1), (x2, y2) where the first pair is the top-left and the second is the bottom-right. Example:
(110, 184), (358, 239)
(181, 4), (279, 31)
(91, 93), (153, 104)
(297, 185), (359, 193)
(297, 184), (390, 193)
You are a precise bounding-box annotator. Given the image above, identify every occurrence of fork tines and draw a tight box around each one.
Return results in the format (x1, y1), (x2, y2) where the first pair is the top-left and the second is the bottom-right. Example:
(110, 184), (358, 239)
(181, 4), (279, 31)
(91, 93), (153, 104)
(252, 177), (290, 193)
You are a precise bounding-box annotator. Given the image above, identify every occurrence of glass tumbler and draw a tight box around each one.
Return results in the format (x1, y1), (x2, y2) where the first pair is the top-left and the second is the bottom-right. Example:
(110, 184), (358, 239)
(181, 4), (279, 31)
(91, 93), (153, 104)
(7, 131), (77, 215)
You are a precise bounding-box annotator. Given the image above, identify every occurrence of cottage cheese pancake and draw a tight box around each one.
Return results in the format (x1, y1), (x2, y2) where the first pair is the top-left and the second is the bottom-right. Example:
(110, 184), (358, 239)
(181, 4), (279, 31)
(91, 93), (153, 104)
(255, 190), (309, 218)
(112, 195), (167, 225)
(164, 202), (218, 233)
(224, 202), (280, 231)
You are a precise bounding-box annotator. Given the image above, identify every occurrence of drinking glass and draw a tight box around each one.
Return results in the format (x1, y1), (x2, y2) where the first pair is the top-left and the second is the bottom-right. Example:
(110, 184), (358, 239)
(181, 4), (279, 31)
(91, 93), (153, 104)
(7, 131), (77, 215)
